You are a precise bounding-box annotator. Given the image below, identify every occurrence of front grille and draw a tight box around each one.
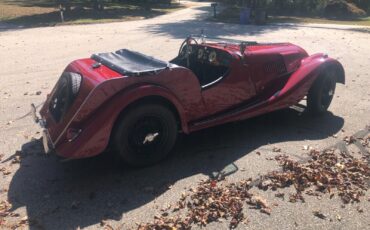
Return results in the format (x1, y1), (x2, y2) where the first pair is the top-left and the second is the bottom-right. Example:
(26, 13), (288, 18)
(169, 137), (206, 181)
(49, 72), (82, 122)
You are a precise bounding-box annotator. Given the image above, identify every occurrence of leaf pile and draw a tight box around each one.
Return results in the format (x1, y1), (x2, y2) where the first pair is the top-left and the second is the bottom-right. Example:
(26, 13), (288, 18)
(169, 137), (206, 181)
(0, 200), (11, 226)
(137, 216), (191, 230)
(185, 179), (252, 228)
(138, 145), (370, 229)
(259, 148), (370, 204)
(1, 201), (32, 229)
(138, 179), (272, 230)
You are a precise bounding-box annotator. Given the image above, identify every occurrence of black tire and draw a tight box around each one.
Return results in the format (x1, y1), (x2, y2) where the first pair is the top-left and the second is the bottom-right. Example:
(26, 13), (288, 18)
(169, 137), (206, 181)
(307, 70), (336, 115)
(113, 104), (178, 167)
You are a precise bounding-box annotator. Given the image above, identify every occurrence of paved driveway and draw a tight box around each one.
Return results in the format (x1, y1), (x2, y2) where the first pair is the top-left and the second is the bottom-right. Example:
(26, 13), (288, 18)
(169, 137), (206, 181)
(0, 1), (369, 229)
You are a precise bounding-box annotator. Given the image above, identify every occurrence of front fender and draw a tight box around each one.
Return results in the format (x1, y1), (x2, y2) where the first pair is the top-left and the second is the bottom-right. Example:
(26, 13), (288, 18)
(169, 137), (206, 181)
(277, 53), (345, 99)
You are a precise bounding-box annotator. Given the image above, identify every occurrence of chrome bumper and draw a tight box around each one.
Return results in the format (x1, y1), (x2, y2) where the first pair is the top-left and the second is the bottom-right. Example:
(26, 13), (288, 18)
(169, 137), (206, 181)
(31, 103), (54, 154)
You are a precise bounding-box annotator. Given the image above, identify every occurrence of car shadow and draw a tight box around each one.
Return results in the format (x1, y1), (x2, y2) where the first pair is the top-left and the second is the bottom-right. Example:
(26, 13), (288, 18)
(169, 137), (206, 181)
(7, 108), (344, 229)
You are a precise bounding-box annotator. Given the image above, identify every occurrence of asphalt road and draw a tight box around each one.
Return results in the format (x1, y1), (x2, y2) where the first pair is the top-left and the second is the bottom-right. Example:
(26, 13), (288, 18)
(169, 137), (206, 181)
(0, 1), (370, 229)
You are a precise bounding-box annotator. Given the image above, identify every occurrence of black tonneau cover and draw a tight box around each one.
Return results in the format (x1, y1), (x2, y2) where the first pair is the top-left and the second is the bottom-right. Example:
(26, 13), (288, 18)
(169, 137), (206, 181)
(91, 49), (170, 76)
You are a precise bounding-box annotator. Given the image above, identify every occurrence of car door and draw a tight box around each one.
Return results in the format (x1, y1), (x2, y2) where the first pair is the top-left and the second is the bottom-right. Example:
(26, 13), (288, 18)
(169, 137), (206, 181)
(201, 59), (257, 115)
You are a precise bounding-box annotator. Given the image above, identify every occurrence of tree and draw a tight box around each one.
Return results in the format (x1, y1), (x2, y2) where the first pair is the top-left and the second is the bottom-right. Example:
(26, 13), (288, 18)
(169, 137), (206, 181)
(92, 0), (104, 11)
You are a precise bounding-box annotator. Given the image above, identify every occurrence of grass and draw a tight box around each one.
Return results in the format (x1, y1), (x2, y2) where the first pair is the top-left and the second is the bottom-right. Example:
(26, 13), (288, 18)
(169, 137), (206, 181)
(213, 5), (370, 27)
(0, 0), (184, 27)
(269, 15), (370, 26)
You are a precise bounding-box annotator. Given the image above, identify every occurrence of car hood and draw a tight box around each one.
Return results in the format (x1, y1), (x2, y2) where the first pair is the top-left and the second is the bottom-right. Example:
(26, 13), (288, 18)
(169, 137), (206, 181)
(246, 43), (309, 73)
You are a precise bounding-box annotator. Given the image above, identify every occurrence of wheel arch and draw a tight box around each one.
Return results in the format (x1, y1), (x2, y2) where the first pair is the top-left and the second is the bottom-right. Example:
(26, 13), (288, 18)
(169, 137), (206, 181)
(114, 95), (183, 131)
(108, 94), (185, 149)
(320, 59), (345, 84)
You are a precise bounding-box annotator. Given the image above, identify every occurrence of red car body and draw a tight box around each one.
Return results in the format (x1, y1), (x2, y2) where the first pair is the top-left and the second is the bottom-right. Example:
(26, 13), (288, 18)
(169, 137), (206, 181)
(35, 36), (345, 160)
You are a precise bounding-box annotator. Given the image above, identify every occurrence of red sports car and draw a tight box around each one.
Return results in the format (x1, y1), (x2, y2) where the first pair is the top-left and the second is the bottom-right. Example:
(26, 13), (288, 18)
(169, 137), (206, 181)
(32, 36), (345, 166)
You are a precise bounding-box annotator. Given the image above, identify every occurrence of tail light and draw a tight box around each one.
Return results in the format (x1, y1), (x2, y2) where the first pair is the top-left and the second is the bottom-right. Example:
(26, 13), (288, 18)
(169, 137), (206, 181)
(49, 72), (82, 122)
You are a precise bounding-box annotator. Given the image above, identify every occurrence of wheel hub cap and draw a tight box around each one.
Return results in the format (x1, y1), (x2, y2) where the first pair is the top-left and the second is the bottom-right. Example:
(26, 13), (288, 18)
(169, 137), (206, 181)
(143, 132), (159, 144)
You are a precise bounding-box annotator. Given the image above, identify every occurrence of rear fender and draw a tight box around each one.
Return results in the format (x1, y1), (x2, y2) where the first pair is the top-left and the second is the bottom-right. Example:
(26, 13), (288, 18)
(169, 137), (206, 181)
(104, 84), (188, 133)
(57, 84), (187, 158)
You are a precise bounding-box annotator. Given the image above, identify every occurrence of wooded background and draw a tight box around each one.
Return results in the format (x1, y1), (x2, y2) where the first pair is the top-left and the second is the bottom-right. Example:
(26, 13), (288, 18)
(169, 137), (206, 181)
(56, 0), (370, 17)
(219, 0), (369, 16)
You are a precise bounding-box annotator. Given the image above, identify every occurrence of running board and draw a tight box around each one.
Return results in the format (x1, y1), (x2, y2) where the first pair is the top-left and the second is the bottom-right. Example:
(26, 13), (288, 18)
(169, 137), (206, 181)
(190, 98), (265, 128)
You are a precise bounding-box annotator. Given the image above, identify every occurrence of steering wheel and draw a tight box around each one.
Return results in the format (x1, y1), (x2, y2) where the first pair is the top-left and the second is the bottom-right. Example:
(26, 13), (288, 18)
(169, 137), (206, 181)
(178, 37), (198, 67)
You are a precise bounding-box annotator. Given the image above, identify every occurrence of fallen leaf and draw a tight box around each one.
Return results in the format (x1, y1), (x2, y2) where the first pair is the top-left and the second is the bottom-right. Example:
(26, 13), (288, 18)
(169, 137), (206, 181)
(272, 147), (281, 152)
(313, 211), (326, 219)
(19, 215), (28, 224)
(11, 155), (21, 164)
(275, 192), (285, 200)
(9, 212), (19, 217)
(0, 167), (11, 176)
(343, 136), (356, 144)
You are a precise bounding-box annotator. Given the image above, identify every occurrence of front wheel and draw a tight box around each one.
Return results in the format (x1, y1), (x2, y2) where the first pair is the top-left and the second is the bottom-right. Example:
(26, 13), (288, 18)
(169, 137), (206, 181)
(113, 104), (178, 167)
(307, 71), (336, 115)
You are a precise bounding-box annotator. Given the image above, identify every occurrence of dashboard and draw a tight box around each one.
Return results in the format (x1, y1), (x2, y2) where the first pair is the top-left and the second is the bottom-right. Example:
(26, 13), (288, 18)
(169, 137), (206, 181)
(180, 45), (233, 67)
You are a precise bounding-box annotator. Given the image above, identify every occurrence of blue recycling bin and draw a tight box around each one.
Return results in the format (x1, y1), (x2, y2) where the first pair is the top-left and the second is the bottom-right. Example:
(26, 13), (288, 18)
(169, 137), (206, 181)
(239, 8), (251, 24)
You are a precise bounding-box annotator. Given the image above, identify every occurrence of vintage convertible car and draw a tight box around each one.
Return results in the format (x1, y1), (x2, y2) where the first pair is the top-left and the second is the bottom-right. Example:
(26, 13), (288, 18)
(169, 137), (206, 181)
(32, 35), (345, 166)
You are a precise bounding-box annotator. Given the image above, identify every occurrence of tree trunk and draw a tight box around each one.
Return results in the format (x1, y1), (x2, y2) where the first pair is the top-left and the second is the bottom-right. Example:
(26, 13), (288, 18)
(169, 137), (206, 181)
(93, 0), (104, 11)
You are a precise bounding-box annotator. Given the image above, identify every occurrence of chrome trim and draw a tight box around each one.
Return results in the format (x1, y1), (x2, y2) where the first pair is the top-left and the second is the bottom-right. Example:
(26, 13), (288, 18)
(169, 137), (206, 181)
(68, 129), (82, 142)
(53, 77), (118, 145)
(42, 129), (54, 154)
(31, 103), (55, 149)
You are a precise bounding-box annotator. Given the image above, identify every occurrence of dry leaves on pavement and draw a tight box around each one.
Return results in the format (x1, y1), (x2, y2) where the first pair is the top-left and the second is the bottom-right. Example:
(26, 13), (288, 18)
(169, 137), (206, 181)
(138, 144), (370, 229)
(138, 179), (260, 229)
(0, 167), (11, 176)
(0, 200), (12, 227)
(259, 148), (370, 204)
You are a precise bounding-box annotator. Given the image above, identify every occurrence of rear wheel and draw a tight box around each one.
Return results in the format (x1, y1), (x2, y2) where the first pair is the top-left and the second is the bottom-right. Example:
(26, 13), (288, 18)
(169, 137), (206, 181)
(113, 104), (178, 167)
(307, 70), (336, 115)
